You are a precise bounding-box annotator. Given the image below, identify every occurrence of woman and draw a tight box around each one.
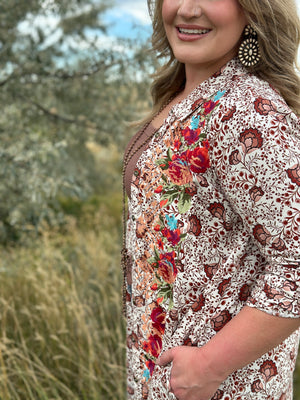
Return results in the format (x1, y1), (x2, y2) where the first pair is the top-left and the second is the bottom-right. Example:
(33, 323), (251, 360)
(122, 0), (300, 399)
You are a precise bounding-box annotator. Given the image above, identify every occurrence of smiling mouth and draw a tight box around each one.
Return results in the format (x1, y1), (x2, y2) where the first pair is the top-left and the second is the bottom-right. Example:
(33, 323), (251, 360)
(178, 28), (211, 35)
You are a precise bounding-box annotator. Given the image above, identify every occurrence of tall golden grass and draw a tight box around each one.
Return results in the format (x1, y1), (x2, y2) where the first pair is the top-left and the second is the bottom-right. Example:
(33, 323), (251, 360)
(0, 205), (126, 399)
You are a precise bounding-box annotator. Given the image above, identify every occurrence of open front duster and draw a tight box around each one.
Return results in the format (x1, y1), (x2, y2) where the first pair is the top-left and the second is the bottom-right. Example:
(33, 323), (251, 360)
(124, 59), (300, 400)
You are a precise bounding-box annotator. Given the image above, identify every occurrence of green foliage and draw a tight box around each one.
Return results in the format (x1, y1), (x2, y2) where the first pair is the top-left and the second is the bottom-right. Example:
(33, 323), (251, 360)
(0, 0), (153, 243)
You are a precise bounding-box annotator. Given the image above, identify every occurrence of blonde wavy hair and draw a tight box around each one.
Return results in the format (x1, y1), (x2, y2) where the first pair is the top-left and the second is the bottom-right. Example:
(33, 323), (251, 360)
(146, 0), (300, 119)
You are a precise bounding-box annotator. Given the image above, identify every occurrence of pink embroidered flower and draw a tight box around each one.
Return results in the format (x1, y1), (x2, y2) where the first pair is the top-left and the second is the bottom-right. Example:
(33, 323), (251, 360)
(263, 283), (282, 300)
(211, 390), (224, 400)
(204, 263), (219, 279)
(229, 149), (241, 165)
(259, 360), (278, 382)
(251, 379), (264, 393)
(253, 224), (272, 245)
(286, 164), (300, 186)
(271, 237), (287, 252)
(254, 97), (276, 115)
(218, 278), (231, 296)
(221, 106), (236, 122)
(208, 202), (225, 220)
(188, 215), (202, 236)
(239, 128), (263, 153)
(212, 310), (232, 332)
(249, 186), (264, 202)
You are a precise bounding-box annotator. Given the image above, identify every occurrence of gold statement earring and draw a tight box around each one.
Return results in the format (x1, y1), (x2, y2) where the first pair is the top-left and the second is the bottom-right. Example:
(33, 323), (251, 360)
(238, 25), (261, 67)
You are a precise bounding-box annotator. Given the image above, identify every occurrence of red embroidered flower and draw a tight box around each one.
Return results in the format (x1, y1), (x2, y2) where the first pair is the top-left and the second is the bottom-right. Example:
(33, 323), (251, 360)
(286, 164), (300, 186)
(188, 215), (202, 236)
(254, 97), (276, 115)
(157, 238), (164, 250)
(173, 138), (182, 151)
(154, 185), (163, 194)
(239, 284), (251, 301)
(161, 228), (181, 246)
(253, 224), (271, 245)
(157, 252), (178, 284)
(208, 202), (225, 220)
(239, 128), (263, 153)
(145, 360), (155, 376)
(151, 305), (166, 334)
(167, 158), (193, 185)
(160, 199), (168, 208)
(203, 100), (218, 115)
(259, 360), (278, 382)
(249, 186), (264, 202)
(187, 142), (210, 173)
(212, 310), (232, 332)
(251, 379), (264, 393)
(143, 334), (162, 358)
(229, 149), (241, 165)
(182, 126), (200, 145)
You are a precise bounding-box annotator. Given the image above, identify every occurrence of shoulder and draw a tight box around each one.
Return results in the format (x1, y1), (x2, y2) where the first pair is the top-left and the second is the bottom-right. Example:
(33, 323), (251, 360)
(214, 72), (300, 139)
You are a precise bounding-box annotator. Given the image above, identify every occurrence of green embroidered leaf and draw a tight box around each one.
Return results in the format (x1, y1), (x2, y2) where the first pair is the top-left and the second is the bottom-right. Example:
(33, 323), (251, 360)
(177, 195), (191, 214)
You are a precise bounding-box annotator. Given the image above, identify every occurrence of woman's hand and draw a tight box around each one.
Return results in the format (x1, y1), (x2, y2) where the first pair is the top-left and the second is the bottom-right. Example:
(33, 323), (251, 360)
(157, 345), (225, 400)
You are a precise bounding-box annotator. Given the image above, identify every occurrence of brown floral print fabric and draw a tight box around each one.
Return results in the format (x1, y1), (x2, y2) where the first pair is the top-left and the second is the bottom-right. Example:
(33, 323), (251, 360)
(125, 58), (300, 400)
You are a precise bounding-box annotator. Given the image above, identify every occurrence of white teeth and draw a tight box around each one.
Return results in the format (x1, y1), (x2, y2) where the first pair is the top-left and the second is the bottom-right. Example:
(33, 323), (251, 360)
(179, 28), (210, 35)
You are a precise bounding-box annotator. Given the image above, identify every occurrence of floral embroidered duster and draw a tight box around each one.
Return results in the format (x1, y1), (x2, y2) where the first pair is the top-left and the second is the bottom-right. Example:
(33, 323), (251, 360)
(124, 58), (300, 400)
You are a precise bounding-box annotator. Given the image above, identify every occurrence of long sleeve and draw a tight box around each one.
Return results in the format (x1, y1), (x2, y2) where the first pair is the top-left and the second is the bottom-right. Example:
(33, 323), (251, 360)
(211, 94), (300, 319)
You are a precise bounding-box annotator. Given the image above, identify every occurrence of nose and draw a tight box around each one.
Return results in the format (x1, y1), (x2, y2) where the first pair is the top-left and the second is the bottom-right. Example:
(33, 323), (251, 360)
(178, 0), (202, 19)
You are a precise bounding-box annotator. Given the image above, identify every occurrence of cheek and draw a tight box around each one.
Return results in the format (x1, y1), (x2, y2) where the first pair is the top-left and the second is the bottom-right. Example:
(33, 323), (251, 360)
(162, 0), (176, 25)
(210, 4), (247, 37)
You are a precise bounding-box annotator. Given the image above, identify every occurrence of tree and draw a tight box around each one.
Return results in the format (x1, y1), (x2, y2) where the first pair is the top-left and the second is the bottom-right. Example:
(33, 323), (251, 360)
(0, 0), (153, 242)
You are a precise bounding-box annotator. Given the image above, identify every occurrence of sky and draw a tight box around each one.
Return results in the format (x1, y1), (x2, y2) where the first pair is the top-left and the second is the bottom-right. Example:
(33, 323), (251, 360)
(104, 0), (300, 40)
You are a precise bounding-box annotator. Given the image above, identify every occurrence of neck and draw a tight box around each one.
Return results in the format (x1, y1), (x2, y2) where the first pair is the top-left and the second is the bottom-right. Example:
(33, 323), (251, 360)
(183, 56), (235, 96)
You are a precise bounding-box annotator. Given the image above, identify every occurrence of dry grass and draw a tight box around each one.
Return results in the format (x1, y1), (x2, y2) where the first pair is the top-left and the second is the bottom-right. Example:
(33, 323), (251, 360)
(0, 212), (126, 399)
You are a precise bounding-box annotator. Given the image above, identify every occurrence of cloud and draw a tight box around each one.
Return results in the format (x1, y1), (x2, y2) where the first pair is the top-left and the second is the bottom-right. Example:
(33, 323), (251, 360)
(113, 0), (151, 25)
